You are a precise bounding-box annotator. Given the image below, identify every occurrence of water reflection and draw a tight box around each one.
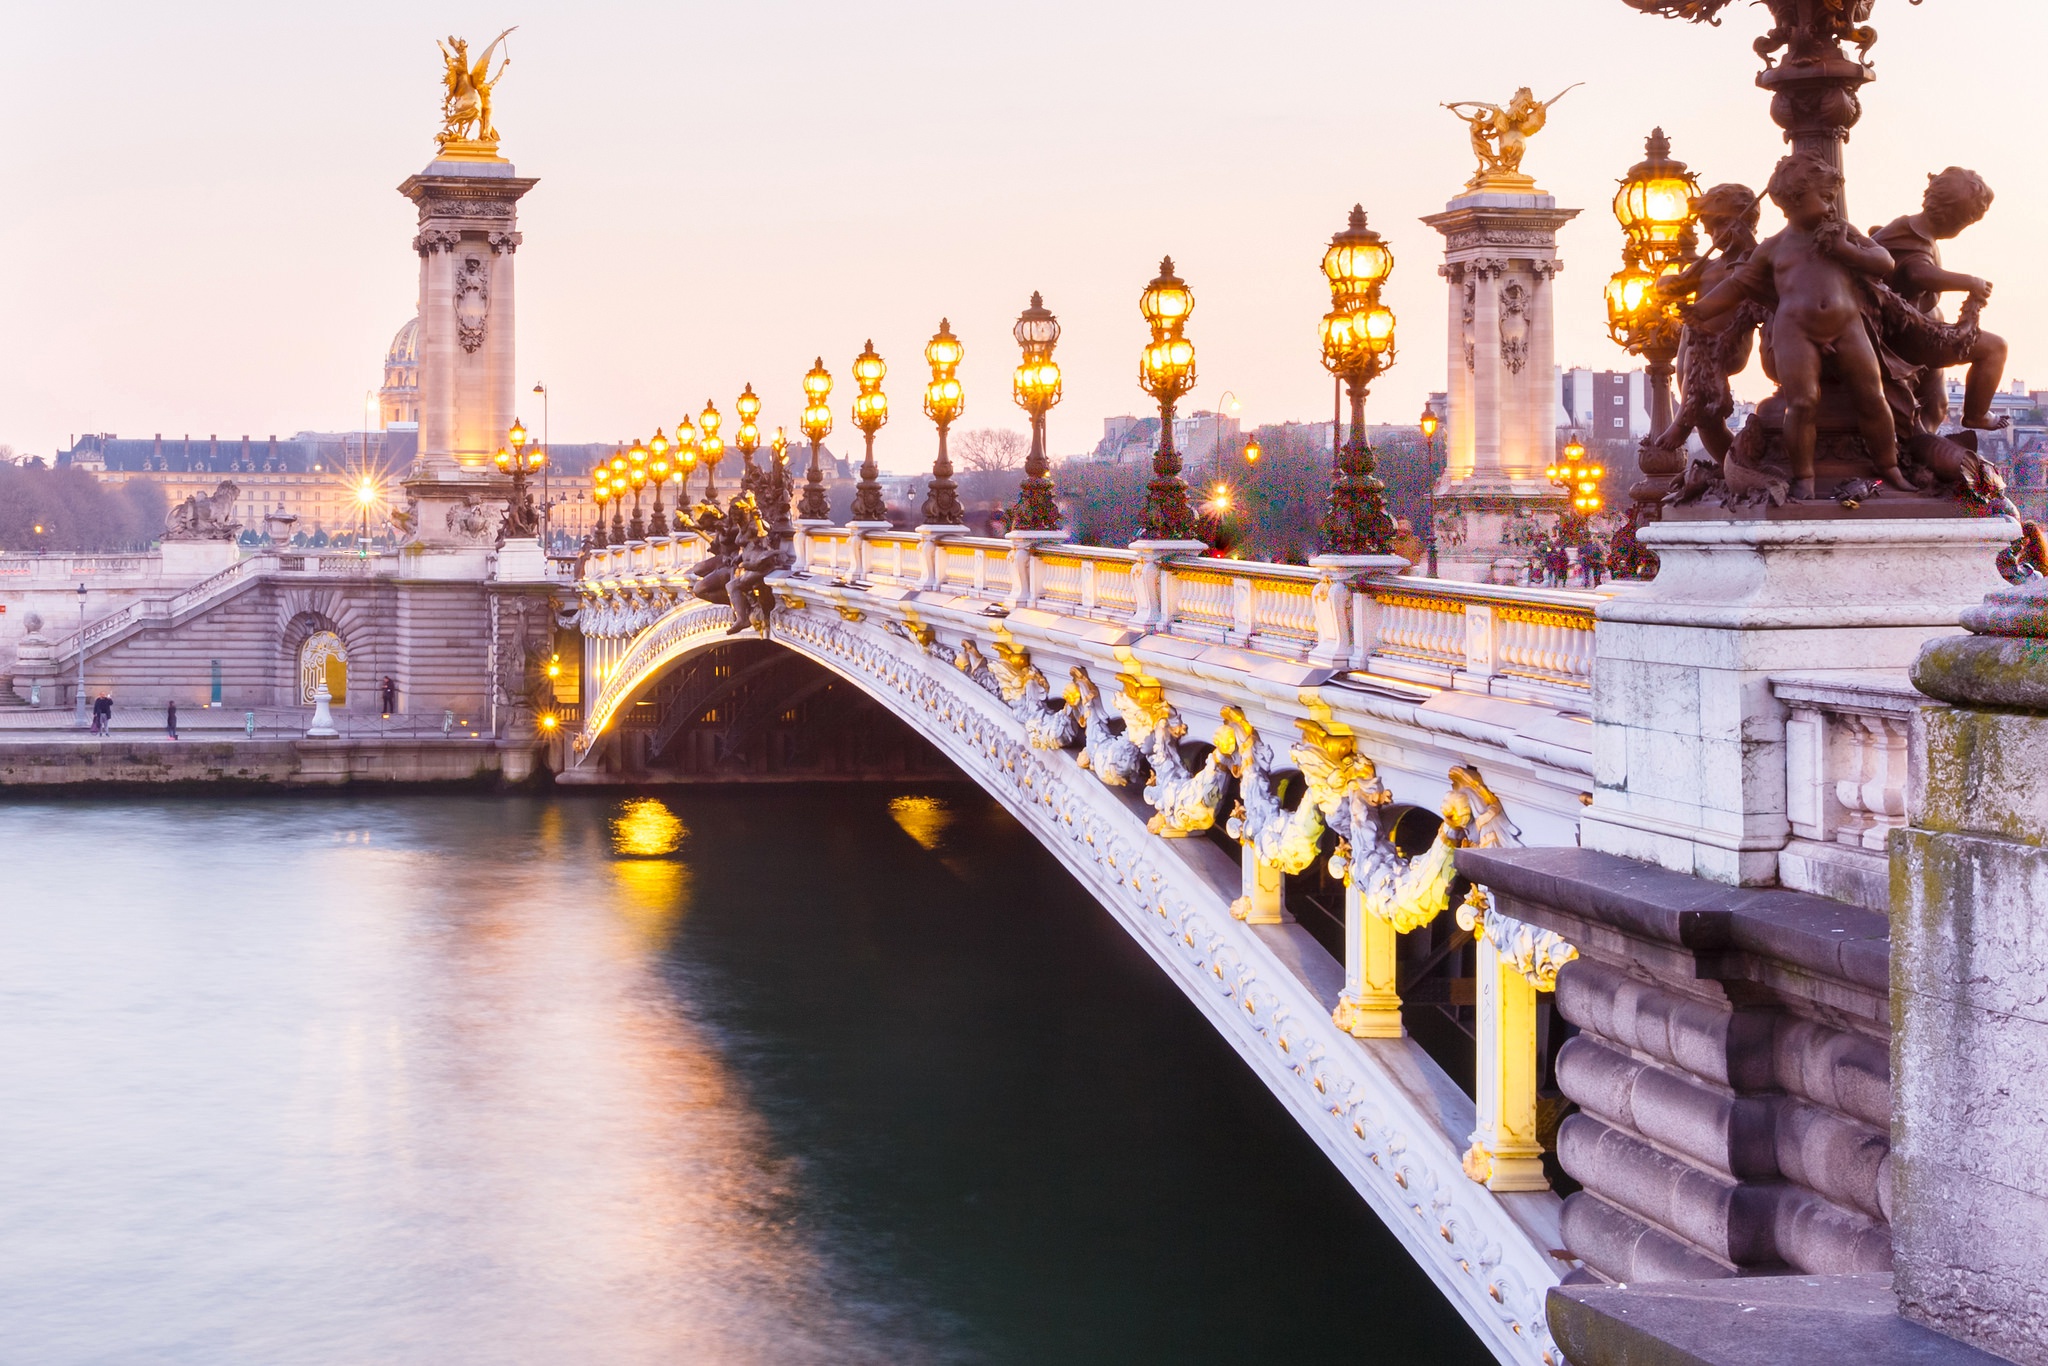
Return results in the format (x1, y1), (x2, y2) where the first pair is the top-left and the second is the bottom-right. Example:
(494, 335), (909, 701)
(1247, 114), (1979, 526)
(0, 791), (1487, 1366)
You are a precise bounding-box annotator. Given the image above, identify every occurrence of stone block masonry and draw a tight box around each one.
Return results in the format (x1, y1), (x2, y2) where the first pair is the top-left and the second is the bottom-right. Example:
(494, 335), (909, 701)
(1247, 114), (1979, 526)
(0, 736), (539, 788)
(1458, 847), (1894, 1285)
(1891, 705), (2048, 1365)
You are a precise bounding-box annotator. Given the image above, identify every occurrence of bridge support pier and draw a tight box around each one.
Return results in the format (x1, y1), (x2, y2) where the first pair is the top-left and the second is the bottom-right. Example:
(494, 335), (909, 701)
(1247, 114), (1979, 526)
(1333, 887), (1404, 1038)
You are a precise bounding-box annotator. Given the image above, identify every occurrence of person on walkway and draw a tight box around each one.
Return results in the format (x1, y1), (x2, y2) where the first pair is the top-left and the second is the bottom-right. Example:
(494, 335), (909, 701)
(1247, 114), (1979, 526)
(380, 676), (397, 717)
(91, 693), (112, 735)
(165, 699), (178, 740)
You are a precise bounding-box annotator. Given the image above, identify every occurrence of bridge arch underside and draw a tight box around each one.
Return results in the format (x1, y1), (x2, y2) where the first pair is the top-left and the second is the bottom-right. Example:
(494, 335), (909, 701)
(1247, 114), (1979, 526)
(576, 597), (1585, 1365)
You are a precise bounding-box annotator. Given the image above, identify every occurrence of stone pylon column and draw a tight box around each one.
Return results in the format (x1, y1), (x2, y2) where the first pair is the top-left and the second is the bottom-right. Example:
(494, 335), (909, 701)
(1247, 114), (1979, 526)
(1420, 187), (1578, 582)
(396, 150), (538, 572)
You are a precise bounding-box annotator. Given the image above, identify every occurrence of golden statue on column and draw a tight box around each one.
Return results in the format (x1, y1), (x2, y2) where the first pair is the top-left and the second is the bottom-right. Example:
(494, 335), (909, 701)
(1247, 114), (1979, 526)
(1443, 84), (1581, 191)
(436, 29), (516, 158)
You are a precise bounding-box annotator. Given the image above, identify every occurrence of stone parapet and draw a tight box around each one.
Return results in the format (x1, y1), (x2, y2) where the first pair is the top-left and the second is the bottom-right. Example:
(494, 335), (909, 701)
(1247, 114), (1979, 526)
(1459, 846), (1893, 1286)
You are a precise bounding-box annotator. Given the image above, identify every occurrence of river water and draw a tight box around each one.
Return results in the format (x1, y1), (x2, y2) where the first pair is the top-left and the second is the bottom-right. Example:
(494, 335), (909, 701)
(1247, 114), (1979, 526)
(0, 789), (1486, 1365)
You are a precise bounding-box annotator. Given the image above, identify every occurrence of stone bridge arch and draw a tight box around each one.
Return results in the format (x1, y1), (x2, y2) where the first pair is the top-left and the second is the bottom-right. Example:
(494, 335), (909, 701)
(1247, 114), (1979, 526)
(571, 589), (1578, 1365)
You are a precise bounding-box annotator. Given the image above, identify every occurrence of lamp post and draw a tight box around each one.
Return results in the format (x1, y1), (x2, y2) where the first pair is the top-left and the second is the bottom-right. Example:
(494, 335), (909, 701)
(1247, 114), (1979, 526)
(674, 416), (700, 511)
(608, 452), (629, 544)
(1545, 432), (1605, 546)
(734, 385), (762, 499)
(1419, 401), (1442, 578)
(799, 359), (834, 521)
(1317, 205), (1399, 555)
(646, 428), (672, 536)
(767, 426), (794, 543)
(73, 581), (86, 728)
(625, 439), (650, 540)
(920, 320), (966, 527)
(1010, 292), (1063, 531)
(1605, 128), (1701, 577)
(530, 382), (550, 547)
(356, 476), (377, 559)
(496, 417), (542, 540)
(850, 341), (890, 522)
(591, 475), (610, 549)
(698, 402), (725, 501)
(1137, 257), (1198, 541)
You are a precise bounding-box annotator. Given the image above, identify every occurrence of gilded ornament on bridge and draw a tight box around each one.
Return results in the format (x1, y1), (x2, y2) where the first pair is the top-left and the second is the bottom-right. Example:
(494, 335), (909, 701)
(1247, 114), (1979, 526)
(1140, 706), (1231, 838)
(1461, 890), (1579, 991)
(1356, 764), (1522, 935)
(435, 30), (515, 159)
(1071, 669), (1146, 787)
(1219, 709), (1329, 921)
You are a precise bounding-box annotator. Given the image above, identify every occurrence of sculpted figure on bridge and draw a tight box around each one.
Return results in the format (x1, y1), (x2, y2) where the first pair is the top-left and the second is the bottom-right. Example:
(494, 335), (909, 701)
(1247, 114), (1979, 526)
(954, 641), (1082, 750)
(1443, 84), (1578, 188)
(1141, 714), (1231, 838)
(682, 493), (790, 636)
(1357, 765), (1521, 935)
(1069, 669), (1145, 787)
(164, 481), (242, 541)
(1219, 707), (1328, 886)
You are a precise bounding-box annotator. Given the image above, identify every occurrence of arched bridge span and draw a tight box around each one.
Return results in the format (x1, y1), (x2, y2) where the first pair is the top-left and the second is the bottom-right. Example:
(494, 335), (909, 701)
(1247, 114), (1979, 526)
(573, 529), (1612, 1366)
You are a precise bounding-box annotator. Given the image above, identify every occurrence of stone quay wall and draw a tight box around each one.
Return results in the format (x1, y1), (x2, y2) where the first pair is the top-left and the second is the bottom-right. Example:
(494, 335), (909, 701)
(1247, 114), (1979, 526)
(0, 736), (541, 788)
(1460, 847), (1894, 1285)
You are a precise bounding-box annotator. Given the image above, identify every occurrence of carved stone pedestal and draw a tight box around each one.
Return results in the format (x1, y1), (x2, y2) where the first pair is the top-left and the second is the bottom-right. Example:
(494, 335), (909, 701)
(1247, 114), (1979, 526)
(1582, 516), (2016, 884)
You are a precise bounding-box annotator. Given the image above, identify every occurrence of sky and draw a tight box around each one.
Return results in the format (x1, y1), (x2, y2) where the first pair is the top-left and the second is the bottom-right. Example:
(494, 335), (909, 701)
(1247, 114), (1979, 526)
(0, 1), (2038, 471)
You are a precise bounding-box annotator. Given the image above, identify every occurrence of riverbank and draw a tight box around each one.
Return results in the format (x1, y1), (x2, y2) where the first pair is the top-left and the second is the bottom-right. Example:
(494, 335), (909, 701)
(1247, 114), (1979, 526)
(0, 734), (543, 789)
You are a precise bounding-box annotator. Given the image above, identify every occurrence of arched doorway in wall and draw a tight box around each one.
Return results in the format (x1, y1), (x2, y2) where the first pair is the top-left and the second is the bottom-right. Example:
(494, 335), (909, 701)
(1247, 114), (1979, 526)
(298, 630), (347, 704)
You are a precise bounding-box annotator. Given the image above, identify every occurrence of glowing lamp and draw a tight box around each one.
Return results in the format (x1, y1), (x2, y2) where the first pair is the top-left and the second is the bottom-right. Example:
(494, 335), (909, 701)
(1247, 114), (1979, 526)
(1138, 257), (1193, 334)
(1322, 204), (1394, 307)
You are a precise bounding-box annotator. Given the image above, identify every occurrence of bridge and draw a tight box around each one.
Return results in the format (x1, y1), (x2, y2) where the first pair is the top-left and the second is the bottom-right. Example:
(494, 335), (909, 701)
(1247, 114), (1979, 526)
(566, 512), (2039, 1366)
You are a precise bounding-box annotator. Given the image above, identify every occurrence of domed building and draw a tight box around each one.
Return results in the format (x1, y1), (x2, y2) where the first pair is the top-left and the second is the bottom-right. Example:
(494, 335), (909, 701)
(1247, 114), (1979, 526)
(378, 316), (420, 429)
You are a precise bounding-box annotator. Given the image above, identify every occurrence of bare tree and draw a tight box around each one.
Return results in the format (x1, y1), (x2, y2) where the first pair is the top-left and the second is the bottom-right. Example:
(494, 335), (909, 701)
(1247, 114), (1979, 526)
(953, 428), (1029, 475)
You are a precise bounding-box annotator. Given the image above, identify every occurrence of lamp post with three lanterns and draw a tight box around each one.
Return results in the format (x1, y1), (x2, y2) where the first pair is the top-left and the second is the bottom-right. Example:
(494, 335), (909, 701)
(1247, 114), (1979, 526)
(1136, 257), (1199, 541)
(849, 341), (890, 522)
(920, 320), (967, 527)
(798, 360), (834, 521)
(1010, 292), (1063, 531)
(1317, 205), (1399, 555)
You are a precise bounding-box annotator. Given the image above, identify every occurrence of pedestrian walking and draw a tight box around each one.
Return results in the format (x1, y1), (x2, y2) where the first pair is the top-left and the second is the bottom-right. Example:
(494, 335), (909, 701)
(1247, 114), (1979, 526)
(380, 676), (397, 716)
(91, 692), (112, 735)
(166, 699), (179, 740)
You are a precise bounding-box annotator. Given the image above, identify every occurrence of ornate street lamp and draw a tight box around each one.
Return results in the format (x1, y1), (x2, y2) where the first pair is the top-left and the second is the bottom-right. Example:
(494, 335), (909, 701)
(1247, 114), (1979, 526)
(799, 359), (834, 521)
(699, 401), (725, 500)
(1137, 257), (1198, 541)
(768, 426), (793, 541)
(591, 476), (611, 549)
(607, 453), (628, 545)
(1605, 128), (1701, 577)
(920, 320), (966, 526)
(1317, 205), (1399, 555)
(495, 416), (541, 539)
(646, 428), (672, 535)
(1545, 431), (1605, 544)
(626, 438), (649, 541)
(1010, 291), (1063, 531)
(1419, 401), (1441, 578)
(674, 416), (700, 509)
(734, 384), (763, 497)
(850, 340), (890, 522)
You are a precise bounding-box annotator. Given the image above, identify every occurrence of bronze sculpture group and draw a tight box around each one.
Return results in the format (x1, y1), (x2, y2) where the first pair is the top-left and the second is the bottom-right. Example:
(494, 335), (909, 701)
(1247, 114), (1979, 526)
(1631, 0), (2013, 514)
(683, 489), (793, 636)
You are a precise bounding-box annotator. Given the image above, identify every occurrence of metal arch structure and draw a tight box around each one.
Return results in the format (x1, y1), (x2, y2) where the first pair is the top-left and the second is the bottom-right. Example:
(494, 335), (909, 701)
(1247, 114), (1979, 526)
(570, 559), (1606, 1366)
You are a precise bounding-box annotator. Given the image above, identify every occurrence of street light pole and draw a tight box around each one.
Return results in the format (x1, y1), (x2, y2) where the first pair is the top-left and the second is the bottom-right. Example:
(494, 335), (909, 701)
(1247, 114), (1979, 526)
(73, 582), (87, 728)
(1419, 401), (1441, 578)
(532, 382), (550, 549)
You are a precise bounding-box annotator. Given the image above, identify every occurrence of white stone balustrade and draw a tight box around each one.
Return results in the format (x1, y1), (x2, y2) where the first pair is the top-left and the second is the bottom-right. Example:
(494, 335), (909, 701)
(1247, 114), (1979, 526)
(1774, 671), (1929, 910)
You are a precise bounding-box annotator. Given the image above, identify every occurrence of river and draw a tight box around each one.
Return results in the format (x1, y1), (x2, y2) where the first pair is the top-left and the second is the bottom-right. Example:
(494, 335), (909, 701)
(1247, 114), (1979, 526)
(0, 789), (1487, 1365)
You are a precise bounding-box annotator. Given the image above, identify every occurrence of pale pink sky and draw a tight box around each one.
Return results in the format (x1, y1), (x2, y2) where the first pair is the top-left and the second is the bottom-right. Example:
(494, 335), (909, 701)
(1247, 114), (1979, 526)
(0, 1), (2035, 468)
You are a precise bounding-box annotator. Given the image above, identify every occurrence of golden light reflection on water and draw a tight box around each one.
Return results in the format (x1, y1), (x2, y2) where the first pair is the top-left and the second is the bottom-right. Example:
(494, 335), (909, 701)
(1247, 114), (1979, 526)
(613, 798), (685, 856)
(888, 795), (953, 850)
(613, 859), (689, 945)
